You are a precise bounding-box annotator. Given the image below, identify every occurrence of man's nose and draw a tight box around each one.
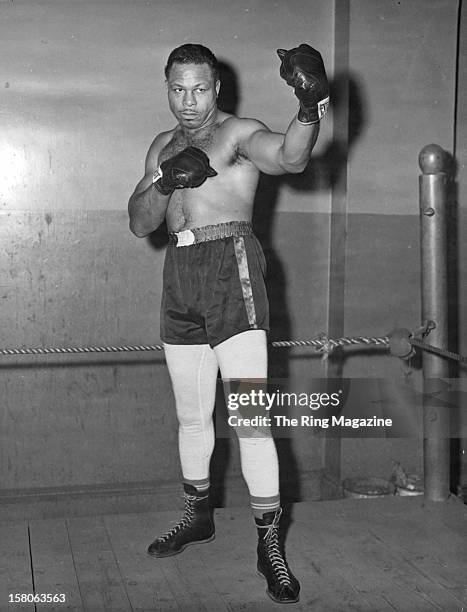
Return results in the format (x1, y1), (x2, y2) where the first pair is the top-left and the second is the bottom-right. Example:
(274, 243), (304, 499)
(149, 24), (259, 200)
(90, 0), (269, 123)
(184, 91), (195, 106)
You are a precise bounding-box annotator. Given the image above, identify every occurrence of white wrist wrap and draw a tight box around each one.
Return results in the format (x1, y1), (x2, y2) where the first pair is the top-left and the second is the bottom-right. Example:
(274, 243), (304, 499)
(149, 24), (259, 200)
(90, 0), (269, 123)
(152, 166), (163, 184)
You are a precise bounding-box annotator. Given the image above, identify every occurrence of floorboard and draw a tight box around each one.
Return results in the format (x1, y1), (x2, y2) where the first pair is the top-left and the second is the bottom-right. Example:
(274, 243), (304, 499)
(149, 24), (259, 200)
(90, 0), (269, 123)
(104, 512), (182, 612)
(65, 516), (133, 612)
(140, 512), (231, 611)
(1, 496), (466, 611)
(0, 521), (34, 611)
(29, 518), (84, 612)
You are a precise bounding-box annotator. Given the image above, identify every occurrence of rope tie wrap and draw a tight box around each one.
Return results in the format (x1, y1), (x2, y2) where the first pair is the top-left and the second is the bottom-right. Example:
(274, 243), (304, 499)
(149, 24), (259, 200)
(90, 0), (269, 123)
(271, 334), (390, 359)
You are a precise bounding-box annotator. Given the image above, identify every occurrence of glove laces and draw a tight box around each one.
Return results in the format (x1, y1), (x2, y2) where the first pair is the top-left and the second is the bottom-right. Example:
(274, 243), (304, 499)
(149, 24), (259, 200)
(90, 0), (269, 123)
(258, 508), (292, 587)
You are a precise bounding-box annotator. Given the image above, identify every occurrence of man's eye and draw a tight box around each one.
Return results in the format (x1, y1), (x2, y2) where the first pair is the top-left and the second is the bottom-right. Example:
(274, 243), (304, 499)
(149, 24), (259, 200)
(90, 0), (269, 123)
(197, 88), (206, 93)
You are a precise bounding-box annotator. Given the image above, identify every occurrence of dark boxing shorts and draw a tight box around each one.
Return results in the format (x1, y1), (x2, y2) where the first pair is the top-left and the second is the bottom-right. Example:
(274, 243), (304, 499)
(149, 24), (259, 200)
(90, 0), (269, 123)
(161, 221), (269, 347)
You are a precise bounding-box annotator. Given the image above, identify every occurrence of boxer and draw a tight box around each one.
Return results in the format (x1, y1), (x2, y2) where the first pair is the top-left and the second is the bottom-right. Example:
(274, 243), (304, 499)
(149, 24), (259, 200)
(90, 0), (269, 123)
(128, 43), (328, 604)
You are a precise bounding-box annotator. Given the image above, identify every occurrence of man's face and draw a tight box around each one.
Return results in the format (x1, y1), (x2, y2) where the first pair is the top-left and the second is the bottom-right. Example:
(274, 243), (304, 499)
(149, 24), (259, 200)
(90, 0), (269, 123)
(166, 62), (220, 130)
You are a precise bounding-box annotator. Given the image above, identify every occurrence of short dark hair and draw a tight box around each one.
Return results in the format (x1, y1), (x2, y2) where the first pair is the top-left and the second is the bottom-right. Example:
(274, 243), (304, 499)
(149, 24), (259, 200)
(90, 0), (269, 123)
(165, 44), (219, 81)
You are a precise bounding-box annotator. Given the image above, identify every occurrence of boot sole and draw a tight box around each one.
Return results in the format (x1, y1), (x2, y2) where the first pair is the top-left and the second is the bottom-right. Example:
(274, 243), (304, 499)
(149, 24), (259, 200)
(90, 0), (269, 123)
(256, 569), (300, 604)
(147, 534), (215, 558)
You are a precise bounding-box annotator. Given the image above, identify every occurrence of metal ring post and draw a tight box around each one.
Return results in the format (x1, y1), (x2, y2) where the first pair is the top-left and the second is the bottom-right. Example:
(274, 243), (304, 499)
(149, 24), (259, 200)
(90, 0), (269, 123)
(419, 144), (450, 501)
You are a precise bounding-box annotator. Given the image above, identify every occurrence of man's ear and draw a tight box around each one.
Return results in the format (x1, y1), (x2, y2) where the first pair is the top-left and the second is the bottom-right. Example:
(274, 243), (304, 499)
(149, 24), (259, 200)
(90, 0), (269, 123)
(215, 80), (221, 96)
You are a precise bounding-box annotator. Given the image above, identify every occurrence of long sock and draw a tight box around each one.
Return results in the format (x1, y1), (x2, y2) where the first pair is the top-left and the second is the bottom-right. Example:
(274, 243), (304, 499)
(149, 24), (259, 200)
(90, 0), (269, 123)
(215, 330), (280, 517)
(250, 494), (281, 519)
(183, 477), (210, 493)
(164, 343), (219, 483)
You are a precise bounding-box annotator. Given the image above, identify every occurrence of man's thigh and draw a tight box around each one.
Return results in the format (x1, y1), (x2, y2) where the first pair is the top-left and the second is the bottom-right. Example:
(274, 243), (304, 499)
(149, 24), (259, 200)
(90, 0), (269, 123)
(164, 343), (219, 402)
(214, 330), (267, 379)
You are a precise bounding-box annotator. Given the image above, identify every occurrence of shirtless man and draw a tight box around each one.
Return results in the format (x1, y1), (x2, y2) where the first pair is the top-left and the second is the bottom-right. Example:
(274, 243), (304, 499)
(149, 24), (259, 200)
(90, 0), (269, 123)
(128, 43), (328, 604)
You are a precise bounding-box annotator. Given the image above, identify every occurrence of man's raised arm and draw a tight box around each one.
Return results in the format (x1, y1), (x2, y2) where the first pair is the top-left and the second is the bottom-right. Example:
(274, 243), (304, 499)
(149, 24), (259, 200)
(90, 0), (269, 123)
(244, 43), (329, 175)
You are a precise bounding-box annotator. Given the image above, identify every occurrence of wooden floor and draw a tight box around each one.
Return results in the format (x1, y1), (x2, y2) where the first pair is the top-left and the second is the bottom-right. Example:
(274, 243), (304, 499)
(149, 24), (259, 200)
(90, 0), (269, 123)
(1, 496), (466, 612)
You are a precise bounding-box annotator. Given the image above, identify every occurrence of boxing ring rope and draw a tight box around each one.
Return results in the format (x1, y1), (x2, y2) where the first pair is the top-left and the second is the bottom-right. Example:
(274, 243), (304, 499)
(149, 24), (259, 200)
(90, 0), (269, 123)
(0, 145), (462, 501)
(0, 333), (465, 362)
(0, 335), (388, 357)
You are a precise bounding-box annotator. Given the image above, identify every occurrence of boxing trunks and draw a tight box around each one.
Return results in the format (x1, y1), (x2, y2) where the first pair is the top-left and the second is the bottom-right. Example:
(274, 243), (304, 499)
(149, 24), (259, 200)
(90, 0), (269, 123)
(161, 221), (269, 347)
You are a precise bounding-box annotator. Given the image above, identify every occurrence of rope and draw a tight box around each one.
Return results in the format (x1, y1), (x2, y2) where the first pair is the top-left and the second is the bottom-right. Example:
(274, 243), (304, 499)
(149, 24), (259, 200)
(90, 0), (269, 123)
(0, 335), (389, 358)
(410, 337), (467, 365)
(0, 334), (465, 365)
(0, 344), (165, 356)
(272, 335), (389, 351)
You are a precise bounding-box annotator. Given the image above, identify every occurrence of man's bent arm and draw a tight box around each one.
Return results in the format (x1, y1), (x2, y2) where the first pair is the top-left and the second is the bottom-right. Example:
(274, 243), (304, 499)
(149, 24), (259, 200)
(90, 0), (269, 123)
(128, 135), (170, 237)
(244, 116), (320, 176)
(128, 180), (170, 237)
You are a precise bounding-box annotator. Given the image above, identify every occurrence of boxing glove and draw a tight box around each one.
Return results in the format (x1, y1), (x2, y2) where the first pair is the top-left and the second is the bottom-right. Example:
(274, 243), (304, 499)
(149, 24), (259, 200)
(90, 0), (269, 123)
(153, 146), (217, 195)
(277, 44), (329, 124)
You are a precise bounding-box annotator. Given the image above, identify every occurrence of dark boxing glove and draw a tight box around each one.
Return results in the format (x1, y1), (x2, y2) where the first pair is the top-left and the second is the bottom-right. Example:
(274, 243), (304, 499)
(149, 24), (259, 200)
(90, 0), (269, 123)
(277, 43), (329, 124)
(153, 146), (217, 195)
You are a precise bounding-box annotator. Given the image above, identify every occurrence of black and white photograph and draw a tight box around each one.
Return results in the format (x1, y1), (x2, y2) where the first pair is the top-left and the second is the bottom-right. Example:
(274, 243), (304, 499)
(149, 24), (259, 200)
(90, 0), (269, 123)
(0, 0), (466, 610)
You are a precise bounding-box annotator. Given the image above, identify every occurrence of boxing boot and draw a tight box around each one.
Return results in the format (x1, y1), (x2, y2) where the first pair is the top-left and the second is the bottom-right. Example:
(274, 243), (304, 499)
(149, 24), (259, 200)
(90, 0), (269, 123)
(255, 507), (300, 604)
(147, 484), (215, 557)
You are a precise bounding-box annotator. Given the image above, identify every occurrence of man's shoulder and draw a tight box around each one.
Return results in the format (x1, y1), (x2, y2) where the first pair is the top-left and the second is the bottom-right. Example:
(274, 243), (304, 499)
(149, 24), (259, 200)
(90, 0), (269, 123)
(145, 128), (176, 162)
(220, 114), (269, 136)
(151, 128), (176, 150)
(143, 128), (176, 172)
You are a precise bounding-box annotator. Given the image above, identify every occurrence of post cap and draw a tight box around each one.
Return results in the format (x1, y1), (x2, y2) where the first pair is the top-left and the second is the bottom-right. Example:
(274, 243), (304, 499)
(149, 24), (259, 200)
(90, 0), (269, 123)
(419, 144), (446, 174)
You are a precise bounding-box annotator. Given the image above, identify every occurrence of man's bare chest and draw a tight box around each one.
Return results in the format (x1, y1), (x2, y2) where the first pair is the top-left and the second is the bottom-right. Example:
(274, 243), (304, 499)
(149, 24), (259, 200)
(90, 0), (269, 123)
(158, 124), (230, 165)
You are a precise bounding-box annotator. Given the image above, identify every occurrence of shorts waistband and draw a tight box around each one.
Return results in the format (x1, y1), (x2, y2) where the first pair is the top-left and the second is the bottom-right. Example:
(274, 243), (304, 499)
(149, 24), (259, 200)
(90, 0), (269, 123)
(168, 221), (253, 247)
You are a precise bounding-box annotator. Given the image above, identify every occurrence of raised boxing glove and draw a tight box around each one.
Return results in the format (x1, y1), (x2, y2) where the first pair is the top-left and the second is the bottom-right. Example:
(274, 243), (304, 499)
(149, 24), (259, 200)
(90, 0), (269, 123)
(153, 146), (217, 195)
(277, 44), (329, 124)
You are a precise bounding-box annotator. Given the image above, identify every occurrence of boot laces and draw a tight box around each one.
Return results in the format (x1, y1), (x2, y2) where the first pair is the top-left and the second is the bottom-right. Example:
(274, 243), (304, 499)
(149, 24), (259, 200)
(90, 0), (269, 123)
(261, 509), (292, 587)
(157, 493), (199, 543)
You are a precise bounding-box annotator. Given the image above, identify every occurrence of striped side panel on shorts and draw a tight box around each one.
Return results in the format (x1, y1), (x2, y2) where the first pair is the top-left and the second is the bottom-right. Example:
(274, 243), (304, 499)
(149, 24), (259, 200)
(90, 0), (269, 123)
(233, 236), (258, 328)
